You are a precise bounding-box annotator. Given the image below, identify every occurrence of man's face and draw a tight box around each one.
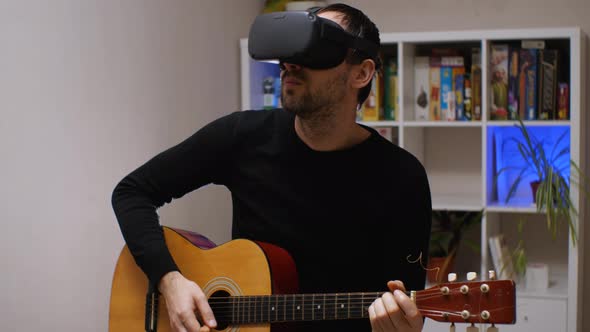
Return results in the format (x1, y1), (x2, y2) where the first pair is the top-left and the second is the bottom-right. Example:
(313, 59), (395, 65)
(280, 11), (352, 119)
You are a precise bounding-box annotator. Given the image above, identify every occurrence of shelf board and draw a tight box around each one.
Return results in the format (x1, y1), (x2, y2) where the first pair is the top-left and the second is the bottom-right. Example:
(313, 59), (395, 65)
(487, 120), (571, 127)
(404, 121), (482, 128)
(357, 120), (399, 127)
(486, 202), (540, 213)
(432, 194), (483, 211)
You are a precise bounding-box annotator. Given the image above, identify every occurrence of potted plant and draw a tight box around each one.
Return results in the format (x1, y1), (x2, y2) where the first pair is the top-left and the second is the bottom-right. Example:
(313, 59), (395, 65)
(494, 118), (588, 274)
(428, 209), (484, 283)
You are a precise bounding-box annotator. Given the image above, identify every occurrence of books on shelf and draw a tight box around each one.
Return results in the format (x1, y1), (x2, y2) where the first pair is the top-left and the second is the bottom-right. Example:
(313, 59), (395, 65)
(358, 56), (397, 122)
(488, 234), (516, 280)
(411, 48), (481, 122)
(355, 40), (569, 124)
(494, 41), (568, 121)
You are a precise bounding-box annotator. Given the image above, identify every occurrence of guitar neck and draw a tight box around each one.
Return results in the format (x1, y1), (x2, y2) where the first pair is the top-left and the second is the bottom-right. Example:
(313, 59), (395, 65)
(209, 292), (385, 324)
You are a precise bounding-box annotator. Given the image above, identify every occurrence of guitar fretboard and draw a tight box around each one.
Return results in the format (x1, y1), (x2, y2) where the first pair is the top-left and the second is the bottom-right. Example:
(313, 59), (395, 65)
(209, 292), (384, 325)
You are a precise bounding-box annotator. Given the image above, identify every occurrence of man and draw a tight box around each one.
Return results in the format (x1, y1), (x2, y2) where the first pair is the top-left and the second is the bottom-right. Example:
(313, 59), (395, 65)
(112, 3), (432, 332)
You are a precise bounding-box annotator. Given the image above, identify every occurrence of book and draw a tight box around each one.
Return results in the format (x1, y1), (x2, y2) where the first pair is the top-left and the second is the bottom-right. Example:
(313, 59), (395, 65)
(488, 234), (516, 280)
(414, 56), (430, 121)
(453, 67), (466, 121)
(507, 48), (519, 120)
(471, 48), (482, 120)
(490, 45), (509, 120)
(520, 49), (539, 120)
(453, 67), (469, 121)
(440, 66), (454, 120)
(463, 74), (473, 120)
(538, 50), (559, 120)
(558, 82), (569, 120)
(383, 57), (397, 120)
(429, 57), (441, 121)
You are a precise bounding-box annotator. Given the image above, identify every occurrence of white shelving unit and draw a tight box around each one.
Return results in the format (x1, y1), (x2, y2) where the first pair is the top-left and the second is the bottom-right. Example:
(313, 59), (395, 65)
(240, 28), (586, 332)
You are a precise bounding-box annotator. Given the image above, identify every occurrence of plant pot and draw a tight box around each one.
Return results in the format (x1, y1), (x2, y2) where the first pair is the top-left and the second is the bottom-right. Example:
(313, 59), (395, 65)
(427, 255), (456, 284)
(530, 180), (541, 203)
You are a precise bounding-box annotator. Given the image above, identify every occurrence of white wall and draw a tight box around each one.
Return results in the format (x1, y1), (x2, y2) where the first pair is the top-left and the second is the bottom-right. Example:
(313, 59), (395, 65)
(0, 0), (262, 331)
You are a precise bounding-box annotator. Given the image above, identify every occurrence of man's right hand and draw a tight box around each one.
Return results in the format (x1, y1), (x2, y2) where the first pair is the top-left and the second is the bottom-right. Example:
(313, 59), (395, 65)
(158, 271), (217, 332)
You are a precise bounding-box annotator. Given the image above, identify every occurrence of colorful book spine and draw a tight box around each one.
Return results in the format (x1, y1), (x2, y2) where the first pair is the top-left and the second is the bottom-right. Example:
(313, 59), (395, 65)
(429, 57), (441, 121)
(414, 57), (430, 121)
(440, 66), (453, 120)
(520, 49), (538, 120)
(471, 49), (482, 120)
(490, 44), (509, 120)
(464, 74), (473, 121)
(538, 50), (558, 120)
(558, 83), (569, 120)
(507, 48), (519, 120)
(383, 58), (397, 120)
(455, 71), (466, 120)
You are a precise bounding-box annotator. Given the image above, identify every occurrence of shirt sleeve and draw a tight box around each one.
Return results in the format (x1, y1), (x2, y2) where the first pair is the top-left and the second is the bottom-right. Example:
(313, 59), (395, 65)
(402, 159), (433, 292)
(111, 111), (241, 285)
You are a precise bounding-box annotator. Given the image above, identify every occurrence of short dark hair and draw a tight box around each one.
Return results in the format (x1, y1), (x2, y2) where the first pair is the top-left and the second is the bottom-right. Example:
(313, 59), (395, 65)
(317, 4), (381, 107)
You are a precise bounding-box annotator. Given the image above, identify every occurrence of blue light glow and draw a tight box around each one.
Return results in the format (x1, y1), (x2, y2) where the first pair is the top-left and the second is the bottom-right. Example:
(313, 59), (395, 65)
(490, 125), (570, 206)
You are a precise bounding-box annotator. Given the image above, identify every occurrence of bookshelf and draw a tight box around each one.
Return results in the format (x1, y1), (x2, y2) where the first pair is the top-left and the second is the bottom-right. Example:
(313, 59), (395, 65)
(240, 27), (586, 332)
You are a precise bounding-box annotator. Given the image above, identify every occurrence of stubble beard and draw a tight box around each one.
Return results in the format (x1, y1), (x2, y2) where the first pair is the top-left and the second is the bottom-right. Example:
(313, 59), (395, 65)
(281, 71), (349, 124)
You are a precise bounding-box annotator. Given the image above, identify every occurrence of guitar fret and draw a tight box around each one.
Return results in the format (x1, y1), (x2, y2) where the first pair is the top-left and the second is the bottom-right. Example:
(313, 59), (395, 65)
(335, 294), (338, 320)
(323, 294), (326, 320)
(283, 295), (287, 321)
(347, 293), (350, 319)
(361, 292), (365, 318)
(312, 294), (315, 321)
(303, 294), (307, 320)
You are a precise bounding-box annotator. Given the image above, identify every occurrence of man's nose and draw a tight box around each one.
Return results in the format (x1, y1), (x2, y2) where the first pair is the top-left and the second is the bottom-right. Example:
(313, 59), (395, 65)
(282, 62), (302, 71)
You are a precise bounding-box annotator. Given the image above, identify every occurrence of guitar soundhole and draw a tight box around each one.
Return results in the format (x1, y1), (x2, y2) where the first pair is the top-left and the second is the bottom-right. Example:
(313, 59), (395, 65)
(210, 290), (231, 331)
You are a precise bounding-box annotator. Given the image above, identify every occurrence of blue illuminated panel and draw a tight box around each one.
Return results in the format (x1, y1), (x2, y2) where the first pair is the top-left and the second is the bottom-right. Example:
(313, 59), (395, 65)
(488, 125), (570, 206)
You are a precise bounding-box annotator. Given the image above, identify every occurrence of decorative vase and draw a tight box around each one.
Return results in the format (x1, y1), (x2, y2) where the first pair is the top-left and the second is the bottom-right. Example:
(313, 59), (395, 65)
(530, 180), (541, 203)
(427, 255), (456, 284)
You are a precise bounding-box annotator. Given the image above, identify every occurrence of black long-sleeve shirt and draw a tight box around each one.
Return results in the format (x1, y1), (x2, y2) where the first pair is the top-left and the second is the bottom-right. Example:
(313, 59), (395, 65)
(112, 108), (432, 331)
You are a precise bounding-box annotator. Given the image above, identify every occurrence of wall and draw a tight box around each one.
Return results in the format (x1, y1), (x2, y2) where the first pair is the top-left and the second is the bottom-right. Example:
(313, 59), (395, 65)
(0, 0), (262, 331)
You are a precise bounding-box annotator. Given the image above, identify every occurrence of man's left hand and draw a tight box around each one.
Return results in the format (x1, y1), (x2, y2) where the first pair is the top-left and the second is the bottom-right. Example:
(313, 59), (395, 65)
(368, 280), (423, 332)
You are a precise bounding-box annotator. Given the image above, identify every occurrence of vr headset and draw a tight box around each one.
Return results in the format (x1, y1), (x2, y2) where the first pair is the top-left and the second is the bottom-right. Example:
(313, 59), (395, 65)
(248, 10), (379, 69)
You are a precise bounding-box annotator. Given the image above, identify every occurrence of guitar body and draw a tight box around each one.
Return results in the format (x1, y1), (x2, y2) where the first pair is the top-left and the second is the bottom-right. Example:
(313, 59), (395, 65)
(109, 227), (298, 332)
(110, 227), (516, 331)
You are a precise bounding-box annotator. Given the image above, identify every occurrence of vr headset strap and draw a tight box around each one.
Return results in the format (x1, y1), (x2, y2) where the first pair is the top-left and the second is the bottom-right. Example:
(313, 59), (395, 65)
(320, 22), (379, 59)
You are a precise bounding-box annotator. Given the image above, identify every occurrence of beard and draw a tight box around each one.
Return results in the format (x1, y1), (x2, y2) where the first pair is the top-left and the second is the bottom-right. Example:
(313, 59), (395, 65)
(281, 70), (348, 121)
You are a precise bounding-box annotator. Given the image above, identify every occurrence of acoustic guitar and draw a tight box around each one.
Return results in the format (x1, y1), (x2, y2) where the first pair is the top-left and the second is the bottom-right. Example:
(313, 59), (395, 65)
(109, 227), (516, 331)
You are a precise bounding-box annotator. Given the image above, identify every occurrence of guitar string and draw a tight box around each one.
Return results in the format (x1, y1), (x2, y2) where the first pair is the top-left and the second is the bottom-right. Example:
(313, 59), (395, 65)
(206, 288), (485, 306)
(204, 290), (491, 318)
(204, 309), (475, 323)
(206, 295), (483, 316)
(208, 308), (496, 324)
(207, 288), (482, 302)
(204, 289), (508, 323)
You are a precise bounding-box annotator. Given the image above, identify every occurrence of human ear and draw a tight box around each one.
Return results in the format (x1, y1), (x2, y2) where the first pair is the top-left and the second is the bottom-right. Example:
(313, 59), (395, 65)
(350, 58), (376, 89)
